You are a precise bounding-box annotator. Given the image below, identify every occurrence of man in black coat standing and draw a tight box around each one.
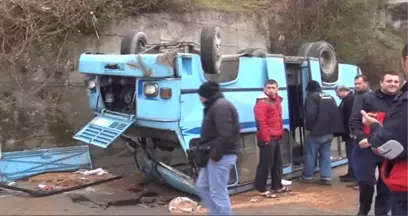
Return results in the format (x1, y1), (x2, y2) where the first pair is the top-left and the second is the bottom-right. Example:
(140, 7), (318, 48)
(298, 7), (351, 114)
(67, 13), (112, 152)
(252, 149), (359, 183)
(195, 81), (241, 216)
(335, 84), (355, 183)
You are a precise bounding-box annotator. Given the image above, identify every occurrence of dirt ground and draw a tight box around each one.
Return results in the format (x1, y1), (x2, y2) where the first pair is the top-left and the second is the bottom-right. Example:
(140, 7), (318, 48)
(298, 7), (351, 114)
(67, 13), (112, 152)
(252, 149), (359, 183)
(0, 165), (361, 215)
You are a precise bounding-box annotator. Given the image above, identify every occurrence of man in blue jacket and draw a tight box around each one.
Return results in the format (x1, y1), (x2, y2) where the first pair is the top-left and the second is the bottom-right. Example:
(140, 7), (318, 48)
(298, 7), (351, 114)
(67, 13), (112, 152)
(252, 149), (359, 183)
(349, 71), (401, 215)
(361, 44), (407, 216)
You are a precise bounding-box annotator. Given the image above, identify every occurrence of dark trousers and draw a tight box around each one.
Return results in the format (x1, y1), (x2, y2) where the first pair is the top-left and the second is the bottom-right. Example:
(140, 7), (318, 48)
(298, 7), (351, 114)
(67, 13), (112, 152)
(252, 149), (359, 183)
(345, 139), (355, 178)
(354, 146), (392, 215)
(358, 167), (391, 215)
(254, 140), (283, 192)
(391, 192), (407, 216)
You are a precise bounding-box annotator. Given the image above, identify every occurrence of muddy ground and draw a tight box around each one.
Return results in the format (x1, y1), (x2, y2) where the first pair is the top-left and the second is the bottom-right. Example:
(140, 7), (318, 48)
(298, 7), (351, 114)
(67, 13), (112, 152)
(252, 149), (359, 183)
(0, 162), (361, 215)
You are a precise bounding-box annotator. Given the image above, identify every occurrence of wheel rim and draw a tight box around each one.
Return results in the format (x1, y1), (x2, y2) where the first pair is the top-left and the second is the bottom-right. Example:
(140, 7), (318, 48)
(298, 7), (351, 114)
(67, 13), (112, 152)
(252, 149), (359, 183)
(135, 41), (146, 54)
(214, 31), (222, 73)
(320, 50), (334, 76)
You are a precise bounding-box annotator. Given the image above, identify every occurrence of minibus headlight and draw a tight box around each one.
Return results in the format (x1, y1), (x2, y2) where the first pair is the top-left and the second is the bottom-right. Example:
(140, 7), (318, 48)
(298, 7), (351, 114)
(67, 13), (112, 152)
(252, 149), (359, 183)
(144, 83), (158, 97)
(88, 79), (96, 89)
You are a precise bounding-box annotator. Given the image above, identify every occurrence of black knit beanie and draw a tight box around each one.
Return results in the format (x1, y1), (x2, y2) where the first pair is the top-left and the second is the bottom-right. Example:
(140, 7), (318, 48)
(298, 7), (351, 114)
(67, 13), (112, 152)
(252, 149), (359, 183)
(306, 80), (321, 92)
(198, 81), (220, 99)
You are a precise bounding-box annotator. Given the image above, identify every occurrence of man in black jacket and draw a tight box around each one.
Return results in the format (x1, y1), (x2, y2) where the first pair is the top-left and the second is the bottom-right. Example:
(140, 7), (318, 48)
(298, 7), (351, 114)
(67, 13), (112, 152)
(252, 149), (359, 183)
(349, 71), (401, 216)
(299, 81), (344, 185)
(335, 84), (355, 183)
(361, 44), (408, 216)
(348, 74), (372, 189)
(195, 81), (241, 216)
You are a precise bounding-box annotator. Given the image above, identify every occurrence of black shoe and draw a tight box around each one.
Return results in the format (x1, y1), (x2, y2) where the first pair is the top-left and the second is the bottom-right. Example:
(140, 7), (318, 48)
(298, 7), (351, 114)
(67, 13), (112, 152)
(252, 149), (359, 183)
(339, 175), (355, 182)
(298, 176), (315, 184)
(318, 179), (332, 186)
(346, 182), (358, 187)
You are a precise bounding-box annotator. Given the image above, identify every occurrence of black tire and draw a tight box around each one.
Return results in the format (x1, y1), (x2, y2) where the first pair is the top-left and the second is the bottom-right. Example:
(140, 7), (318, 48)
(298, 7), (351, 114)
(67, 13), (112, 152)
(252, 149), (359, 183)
(297, 42), (314, 57)
(298, 41), (337, 82)
(120, 31), (148, 54)
(238, 48), (267, 57)
(200, 26), (222, 74)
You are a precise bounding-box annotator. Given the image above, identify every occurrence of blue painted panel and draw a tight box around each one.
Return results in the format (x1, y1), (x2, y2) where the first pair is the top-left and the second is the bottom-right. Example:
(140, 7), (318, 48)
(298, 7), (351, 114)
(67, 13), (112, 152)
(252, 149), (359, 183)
(79, 53), (173, 78)
(338, 63), (359, 88)
(266, 57), (290, 126)
(136, 79), (181, 121)
(73, 111), (135, 148)
(156, 163), (197, 196)
(309, 59), (322, 82)
(0, 145), (92, 182)
(179, 56), (293, 150)
(266, 57), (286, 84)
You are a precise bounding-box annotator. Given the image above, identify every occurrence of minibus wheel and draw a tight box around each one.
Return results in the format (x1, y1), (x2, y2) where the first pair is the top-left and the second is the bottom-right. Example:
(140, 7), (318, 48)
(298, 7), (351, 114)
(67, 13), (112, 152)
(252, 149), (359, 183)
(238, 48), (267, 57)
(120, 31), (149, 54)
(298, 41), (337, 82)
(200, 26), (222, 74)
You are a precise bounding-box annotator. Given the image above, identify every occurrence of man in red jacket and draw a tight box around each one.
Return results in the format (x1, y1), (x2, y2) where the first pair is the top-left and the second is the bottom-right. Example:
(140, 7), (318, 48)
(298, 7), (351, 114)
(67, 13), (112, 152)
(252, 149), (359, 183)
(253, 79), (288, 198)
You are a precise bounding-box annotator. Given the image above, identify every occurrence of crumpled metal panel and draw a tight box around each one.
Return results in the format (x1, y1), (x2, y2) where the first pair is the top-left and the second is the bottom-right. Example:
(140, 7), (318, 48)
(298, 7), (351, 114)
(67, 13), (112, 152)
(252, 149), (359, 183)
(73, 110), (135, 148)
(0, 145), (92, 182)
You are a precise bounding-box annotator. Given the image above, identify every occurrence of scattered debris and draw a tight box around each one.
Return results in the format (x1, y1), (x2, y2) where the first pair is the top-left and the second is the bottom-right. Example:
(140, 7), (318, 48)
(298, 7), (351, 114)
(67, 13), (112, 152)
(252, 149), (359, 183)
(0, 171), (121, 197)
(249, 198), (258, 203)
(75, 168), (108, 176)
(28, 171), (116, 190)
(168, 196), (199, 213)
(38, 184), (56, 191)
(282, 179), (292, 186)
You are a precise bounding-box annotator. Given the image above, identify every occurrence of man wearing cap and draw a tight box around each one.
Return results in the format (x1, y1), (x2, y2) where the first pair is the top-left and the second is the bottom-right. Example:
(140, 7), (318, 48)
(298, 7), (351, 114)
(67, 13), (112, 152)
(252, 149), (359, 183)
(299, 80), (344, 185)
(195, 81), (241, 216)
(335, 85), (356, 183)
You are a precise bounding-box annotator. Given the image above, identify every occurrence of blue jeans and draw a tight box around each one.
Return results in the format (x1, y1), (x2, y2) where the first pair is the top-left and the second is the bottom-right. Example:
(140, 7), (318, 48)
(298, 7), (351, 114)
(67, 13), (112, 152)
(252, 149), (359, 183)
(303, 134), (333, 179)
(196, 154), (237, 216)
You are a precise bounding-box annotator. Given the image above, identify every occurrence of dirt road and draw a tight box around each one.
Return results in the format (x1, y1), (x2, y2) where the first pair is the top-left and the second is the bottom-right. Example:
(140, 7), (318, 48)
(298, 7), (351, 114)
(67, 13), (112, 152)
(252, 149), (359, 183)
(0, 165), (360, 215)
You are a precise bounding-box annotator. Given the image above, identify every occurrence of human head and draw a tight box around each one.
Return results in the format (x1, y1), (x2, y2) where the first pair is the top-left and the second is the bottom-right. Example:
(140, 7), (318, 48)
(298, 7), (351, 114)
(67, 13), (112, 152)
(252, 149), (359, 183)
(335, 84), (351, 99)
(354, 75), (369, 92)
(401, 44), (408, 76)
(306, 80), (321, 93)
(379, 71), (400, 95)
(198, 81), (220, 103)
(264, 79), (279, 97)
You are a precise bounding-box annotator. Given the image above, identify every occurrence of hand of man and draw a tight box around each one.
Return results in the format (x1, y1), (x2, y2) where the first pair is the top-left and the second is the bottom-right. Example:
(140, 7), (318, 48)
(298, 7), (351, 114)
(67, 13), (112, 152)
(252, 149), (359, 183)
(359, 138), (370, 148)
(361, 110), (380, 126)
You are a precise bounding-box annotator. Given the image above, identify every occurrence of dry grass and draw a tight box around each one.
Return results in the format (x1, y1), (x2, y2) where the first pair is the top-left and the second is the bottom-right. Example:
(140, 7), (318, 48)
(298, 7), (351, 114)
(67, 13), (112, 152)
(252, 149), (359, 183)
(196, 0), (279, 12)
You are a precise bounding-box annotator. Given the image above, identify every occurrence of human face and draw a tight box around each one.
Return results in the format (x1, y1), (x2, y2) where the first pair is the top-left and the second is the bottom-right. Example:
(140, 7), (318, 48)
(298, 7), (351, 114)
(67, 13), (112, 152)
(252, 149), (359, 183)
(264, 83), (278, 97)
(380, 74), (400, 94)
(354, 77), (368, 92)
(336, 89), (348, 99)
